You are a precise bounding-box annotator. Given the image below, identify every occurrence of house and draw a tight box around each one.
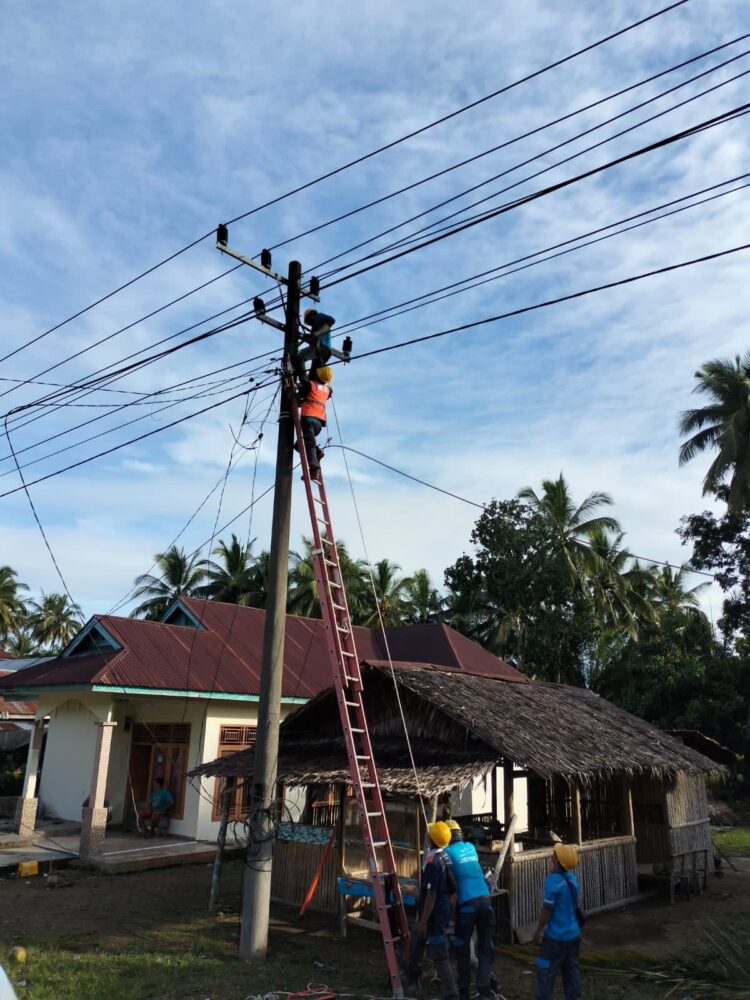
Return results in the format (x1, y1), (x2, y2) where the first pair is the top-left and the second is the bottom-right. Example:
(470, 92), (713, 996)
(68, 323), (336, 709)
(191, 661), (720, 932)
(0, 667), (39, 731)
(0, 597), (519, 855)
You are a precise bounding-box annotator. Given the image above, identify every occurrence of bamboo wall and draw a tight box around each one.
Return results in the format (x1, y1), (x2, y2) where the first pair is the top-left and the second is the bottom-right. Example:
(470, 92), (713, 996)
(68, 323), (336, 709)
(271, 840), (342, 915)
(632, 772), (712, 864)
(481, 836), (638, 930)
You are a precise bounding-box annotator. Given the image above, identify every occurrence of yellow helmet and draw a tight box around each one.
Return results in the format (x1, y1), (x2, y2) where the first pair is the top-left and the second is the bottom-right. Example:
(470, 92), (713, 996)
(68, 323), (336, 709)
(315, 366), (333, 384)
(445, 820), (461, 831)
(428, 821), (451, 849)
(554, 842), (579, 871)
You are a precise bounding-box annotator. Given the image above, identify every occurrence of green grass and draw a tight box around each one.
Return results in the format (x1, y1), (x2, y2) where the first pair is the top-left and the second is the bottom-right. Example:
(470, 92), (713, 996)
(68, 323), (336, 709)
(712, 825), (750, 858)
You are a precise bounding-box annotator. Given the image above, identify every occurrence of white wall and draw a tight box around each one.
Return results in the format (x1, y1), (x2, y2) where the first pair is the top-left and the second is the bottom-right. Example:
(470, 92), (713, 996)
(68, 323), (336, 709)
(447, 768), (529, 834)
(37, 693), (113, 821)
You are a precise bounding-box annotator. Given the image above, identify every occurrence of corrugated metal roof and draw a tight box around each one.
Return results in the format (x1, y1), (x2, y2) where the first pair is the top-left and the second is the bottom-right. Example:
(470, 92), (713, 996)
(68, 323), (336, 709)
(0, 598), (525, 697)
(0, 670), (38, 717)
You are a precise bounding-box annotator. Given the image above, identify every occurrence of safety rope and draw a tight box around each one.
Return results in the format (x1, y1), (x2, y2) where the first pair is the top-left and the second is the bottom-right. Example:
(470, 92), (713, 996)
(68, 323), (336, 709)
(330, 399), (430, 830)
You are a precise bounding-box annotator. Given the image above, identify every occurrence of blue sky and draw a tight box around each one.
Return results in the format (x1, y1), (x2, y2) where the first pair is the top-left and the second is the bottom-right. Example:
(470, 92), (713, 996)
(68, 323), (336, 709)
(2, 0), (749, 618)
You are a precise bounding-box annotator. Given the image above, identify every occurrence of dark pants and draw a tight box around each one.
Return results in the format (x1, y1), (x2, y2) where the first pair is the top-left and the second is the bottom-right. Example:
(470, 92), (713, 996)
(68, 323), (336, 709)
(428, 940), (459, 1000)
(300, 416), (323, 471)
(535, 936), (581, 1000)
(455, 896), (494, 994)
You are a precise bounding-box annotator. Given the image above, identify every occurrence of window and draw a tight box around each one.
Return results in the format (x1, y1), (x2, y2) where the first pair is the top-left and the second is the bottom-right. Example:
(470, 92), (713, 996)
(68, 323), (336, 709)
(212, 725), (256, 821)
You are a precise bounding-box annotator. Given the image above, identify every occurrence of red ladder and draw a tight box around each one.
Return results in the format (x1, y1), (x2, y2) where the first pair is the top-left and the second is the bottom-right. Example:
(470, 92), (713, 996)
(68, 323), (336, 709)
(291, 395), (409, 997)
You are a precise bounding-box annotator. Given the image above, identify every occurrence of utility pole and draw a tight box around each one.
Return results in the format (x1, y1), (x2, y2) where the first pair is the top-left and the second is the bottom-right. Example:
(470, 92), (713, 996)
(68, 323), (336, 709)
(238, 258), (302, 961)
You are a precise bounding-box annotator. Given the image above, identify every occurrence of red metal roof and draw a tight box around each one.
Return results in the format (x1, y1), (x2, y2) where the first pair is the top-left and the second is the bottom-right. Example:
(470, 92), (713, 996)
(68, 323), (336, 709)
(0, 599), (525, 698)
(0, 670), (37, 717)
(0, 650), (14, 659)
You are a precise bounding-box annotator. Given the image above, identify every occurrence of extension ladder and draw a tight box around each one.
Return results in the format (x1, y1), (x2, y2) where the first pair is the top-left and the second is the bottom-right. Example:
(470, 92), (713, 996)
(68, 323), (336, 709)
(291, 394), (410, 997)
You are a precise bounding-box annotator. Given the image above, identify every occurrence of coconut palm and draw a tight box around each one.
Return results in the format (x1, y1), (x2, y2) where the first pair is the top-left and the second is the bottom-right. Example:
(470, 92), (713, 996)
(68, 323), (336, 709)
(288, 538), (367, 619)
(245, 550), (272, 609)
(359, 559), (412, 628)
(131, 546), (209, 620)
(27, 592), (83, 649)
(0, 565), (28, 640)
(678, 353), (750, 509)
(648, 563), (709, 617)
(203, 534), (257, 604)
(402, 569), (443, 624)
(584, 527), (656, 635)
(518, 474), (621, 589)
(3, 627), (40, 658)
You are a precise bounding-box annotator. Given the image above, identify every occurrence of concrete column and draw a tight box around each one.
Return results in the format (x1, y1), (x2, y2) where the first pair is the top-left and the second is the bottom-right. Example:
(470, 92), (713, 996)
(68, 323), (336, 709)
(15, 719), (45, 837)
(80, 721), (116, 859)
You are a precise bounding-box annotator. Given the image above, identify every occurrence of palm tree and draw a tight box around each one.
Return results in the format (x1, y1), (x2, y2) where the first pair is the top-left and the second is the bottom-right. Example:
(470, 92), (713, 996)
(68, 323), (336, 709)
(402, 569), (443, 624)
(3, 627), (40, 658)
(27, 592), (83, 649)
(649, 563), (709, 617)
(288, 538), (368, 619)
(131, 546), (209, 620)
(0, 565), (28, 640)
(203, 534), (256, 604)
(584, 527), (656, 635)
(678, 353), (750, 509)
(245, 550), (272, 609)
(518, 473), (620, 589)
(359, 559), (412, 628)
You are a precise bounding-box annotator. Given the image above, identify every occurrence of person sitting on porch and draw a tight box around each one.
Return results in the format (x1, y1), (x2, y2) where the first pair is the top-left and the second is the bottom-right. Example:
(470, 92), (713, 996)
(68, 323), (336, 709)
(138, 777), (174, 836)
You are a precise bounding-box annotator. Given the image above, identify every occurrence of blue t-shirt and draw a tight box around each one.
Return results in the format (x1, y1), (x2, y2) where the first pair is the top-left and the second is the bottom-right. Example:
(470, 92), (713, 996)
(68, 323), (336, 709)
(445, 841), (489, 905)
(543, 872), (581, 941)
(150, 787), (174, 811)
(420, 848), (455, 943)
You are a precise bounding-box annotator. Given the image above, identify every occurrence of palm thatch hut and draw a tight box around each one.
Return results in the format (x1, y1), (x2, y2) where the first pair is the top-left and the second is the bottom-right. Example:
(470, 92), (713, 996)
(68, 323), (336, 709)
(191, 661), (720, 933)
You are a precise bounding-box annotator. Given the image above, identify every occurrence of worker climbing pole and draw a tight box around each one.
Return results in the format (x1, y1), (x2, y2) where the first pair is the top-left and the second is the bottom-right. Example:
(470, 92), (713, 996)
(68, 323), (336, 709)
(215, 225), (409, 996)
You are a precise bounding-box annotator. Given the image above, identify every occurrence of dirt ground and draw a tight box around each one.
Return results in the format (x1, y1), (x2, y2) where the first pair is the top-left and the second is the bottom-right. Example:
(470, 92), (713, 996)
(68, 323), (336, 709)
(0, 859), (747, 999)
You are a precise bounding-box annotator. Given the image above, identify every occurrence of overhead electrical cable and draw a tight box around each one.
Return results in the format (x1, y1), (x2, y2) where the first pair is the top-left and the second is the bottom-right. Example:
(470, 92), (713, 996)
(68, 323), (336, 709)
(2, 240), (749, 499)
(2, 1), (689, 366)
(322, 102), (750, 289)
(268, 33), (750, 255)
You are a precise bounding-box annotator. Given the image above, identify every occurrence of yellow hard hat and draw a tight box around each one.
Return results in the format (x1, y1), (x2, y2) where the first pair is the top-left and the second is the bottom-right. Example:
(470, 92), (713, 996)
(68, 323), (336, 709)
(316, 366), (332, 383)
(554, 842), (579, 871)
(445, 820), (461, 831)
(428, 821), (451, 849)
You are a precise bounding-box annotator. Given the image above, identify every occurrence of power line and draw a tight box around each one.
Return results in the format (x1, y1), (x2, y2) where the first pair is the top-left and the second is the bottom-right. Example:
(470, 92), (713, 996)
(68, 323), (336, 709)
(347, 239), (750, 363)
(328, 445), (716, 580)
(267, 31), (748, 256)
(323, 101), (750, 289)
(0, 374), (280, 499)
(2, 1), (690, 368)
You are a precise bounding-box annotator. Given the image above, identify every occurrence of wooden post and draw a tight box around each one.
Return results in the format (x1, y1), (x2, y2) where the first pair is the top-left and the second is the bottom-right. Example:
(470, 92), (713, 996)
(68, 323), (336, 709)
(503, 761), (515, 903)
(209, 776), (235, 914)
(573, 782), (583, 845)
(491, 766), (499, 824)
(621, 775), (635, 837)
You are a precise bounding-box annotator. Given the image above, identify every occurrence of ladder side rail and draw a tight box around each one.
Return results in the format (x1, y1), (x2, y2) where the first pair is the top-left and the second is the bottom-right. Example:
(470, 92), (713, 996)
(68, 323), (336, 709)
(290, 395), (409, 993)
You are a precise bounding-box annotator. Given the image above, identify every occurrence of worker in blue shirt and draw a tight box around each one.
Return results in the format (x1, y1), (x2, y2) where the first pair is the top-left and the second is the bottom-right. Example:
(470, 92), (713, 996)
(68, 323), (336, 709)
(532, 842), (582, 1000)
(445, 825), (495, 1000)
(412, 821), (459, 1000)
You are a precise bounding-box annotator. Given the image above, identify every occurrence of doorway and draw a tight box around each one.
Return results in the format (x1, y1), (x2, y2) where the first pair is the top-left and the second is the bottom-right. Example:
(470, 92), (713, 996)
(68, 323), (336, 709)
(125, 723), (190, 828)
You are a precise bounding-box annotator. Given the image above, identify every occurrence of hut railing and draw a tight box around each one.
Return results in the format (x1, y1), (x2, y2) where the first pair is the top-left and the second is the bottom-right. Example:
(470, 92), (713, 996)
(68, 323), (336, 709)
(480, 835), (638, 931)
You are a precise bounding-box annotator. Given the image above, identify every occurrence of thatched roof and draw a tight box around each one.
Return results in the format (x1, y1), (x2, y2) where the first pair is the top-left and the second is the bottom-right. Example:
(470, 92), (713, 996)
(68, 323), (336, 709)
(192, 663), (722, 788)
(190, 736), (496, 796)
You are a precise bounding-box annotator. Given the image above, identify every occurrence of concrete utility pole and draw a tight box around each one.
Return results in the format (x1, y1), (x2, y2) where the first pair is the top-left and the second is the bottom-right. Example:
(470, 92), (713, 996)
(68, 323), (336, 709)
(239, 259), (302, 961)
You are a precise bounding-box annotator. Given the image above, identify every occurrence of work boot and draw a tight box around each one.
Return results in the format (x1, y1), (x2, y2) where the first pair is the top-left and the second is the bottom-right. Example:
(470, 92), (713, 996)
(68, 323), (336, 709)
(316, 447), (325, 460)
(310, 465), (321, 482)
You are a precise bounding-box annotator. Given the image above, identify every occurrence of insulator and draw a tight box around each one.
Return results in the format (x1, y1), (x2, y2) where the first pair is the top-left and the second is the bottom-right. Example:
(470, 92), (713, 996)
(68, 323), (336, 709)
(261, 249), (272, 269)
(253, 297), (266, 316)
(310, 276), (320, 296)
(216, 223), (229, 246)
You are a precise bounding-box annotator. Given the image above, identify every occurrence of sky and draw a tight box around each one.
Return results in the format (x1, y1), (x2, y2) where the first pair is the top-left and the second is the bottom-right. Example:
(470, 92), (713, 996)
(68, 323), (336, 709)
(1, 0), (749, 621)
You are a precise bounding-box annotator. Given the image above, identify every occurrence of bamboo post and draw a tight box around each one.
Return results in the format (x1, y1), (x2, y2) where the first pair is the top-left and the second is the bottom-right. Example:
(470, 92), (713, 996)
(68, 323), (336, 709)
(573, 783), (583, 845)
(209, 776), (235, 915)
(623, 777), (635, 837)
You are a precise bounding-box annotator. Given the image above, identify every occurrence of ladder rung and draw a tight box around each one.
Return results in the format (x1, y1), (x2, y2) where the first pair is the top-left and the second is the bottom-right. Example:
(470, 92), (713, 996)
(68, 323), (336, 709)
(356, 754), (371, 761)
(321, 537), (333, 546)
(360, 782), (376, 788)
(323, 557), (337, 566)
(367, 811), (382, 817)
(351, 727), (365, 733)
(337, 625), (350, 633)
(313, 495), (325, 505)
(328, 580), (343, 589)
(345, 675), (360, 683)
(344, 700), (359, 707)
(341, 650), (355, 657)
(372, 841), (387, 847)
(316, 517), (330, 527)
(332, 601), (346, 611)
